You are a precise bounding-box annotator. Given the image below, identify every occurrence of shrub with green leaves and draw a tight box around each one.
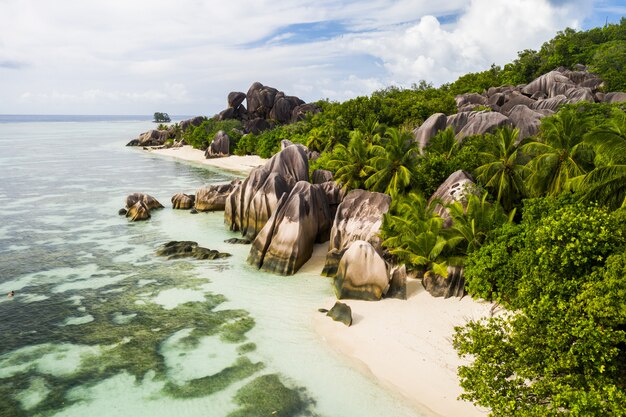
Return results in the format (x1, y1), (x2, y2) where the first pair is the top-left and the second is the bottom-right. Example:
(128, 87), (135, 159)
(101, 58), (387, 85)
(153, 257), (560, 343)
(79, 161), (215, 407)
(183, 119), (243, 150)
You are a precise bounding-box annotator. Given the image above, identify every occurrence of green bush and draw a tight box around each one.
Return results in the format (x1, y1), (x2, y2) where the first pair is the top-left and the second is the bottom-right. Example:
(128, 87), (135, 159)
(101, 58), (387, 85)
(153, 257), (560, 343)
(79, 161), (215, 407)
(183, 119), (243, 150)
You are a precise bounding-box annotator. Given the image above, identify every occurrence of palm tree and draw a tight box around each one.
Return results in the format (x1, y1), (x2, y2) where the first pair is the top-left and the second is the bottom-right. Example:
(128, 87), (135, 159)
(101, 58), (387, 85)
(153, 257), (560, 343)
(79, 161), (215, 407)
(446, 193), (514, 256)
(474, 126), (530, 212)
(365, 127), (419, 196)
(380, 193), (450, 277)
(522, 108), (594, 197)
(325, 130), (372, 190)
(423, 126), (458, 159)
(576, 109), (626, 210)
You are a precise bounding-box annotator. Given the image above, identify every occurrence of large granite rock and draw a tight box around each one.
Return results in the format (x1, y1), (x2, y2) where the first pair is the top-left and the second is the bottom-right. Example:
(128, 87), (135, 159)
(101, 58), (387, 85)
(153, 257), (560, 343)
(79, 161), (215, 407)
(244, 117), (271, 135)
(385, 264), (407, 300)
(455, 111), (512, 140)
(423, 266), (465, 298)
(269, 94), (305, 123)
(605, 92), (626, 103)
(291, 103), (322, 122)
(428, 171), (477, 227)
(322, 189), (391, 277)
(126, 129), (171, 147)
(531, 94), (569, 112)
(205, 130), (230, 158)
(228, 91), (246, 108)
(312, 169), (333, 184)
(334, 240), (390, 301)
(171, 193), (195, 209)
(126, 193), (164, 210)
(248, 181), (332, 275)
(521, 71), (575, 97)
(507, 105), (547, 141)
(196, 180), (240, 212)
(498, 93), (537, 116)
(413, 113), (447, 151)
(179, 116), (205, 132)
(246, 82), (278, 119)
(225, 144), (309, 240)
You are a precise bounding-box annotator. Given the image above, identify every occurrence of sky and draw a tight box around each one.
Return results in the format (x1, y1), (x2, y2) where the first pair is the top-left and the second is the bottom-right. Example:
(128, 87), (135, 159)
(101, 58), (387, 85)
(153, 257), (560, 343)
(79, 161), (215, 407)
(0, 0), (623, 115)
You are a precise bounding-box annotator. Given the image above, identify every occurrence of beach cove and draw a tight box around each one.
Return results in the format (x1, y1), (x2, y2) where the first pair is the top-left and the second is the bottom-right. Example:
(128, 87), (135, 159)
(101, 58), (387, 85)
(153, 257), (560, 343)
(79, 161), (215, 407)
(147, 143), (491, 417)
(0, 116), (488, 417)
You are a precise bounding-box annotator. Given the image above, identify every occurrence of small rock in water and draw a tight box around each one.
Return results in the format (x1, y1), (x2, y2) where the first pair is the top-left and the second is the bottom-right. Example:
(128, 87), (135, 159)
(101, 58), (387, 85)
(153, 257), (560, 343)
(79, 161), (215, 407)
(224, 237), (251, 244)
(317, 308), (329, 313)
(326, 302), (352, 326)
(190, 208), (198, 214)
(118, 208), (127, 215)
(155, 241), (231, 260)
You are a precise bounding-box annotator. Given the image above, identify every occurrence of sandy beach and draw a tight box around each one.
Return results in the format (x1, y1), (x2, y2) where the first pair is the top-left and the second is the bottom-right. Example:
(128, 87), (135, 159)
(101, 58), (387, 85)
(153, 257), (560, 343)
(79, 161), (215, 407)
(314, 279), (492, 417)
(146, 145), (490, 417)
(149, 145), (266, 175)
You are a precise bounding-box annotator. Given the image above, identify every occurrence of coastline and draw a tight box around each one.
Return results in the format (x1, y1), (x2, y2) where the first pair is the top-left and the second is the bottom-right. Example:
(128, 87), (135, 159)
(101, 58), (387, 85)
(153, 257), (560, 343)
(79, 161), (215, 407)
(146, 144), (490, 417)
(148, 145), (266, 175)
(314, 281), (491, 417)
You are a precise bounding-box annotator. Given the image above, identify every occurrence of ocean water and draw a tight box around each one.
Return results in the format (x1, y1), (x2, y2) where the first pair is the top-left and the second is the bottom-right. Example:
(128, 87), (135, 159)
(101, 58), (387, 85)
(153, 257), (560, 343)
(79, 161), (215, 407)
(0, 116), (428, 417)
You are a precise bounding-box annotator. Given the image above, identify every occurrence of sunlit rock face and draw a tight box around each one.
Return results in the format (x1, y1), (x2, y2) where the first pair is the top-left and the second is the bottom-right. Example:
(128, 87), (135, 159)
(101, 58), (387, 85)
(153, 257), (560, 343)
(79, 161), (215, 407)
(322, 189), (391, 278)
(333, 240), (389, 301)
(195, 181), (240, 212)
(224, 144), (309, 240)
(247, 181), (333, 275)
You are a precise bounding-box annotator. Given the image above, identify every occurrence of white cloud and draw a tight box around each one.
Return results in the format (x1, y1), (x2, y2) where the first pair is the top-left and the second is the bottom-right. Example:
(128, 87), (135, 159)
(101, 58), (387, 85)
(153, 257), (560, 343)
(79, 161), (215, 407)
(0, 0), (597, 114)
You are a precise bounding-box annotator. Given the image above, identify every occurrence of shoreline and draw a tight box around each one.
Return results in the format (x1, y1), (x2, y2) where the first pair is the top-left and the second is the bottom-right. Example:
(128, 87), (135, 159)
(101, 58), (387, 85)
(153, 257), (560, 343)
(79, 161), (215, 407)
(147, 145), (266, 175)
(314, 282), (491, 417)
(146, 144), (490, 417)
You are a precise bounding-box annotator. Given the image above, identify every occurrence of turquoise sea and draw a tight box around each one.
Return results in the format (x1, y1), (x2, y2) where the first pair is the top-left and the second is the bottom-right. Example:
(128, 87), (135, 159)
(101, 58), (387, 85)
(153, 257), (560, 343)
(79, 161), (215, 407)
(0, 116), (429, 417)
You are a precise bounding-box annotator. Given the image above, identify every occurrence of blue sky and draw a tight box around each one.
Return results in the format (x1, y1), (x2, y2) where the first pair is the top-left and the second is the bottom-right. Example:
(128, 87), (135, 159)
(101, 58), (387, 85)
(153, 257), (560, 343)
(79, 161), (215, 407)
(0, 0), (623, 115)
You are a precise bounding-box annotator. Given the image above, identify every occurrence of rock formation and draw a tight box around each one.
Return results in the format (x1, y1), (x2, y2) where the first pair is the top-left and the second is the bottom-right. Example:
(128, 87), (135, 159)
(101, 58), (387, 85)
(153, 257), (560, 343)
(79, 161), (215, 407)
(248, 181), (333, 275)
(195, 180), (240, 212)
(414, 66), (625, 147)
(215, 82), (321, 134)
(428, 170), (477, 228)
(123, 193), (163, 221)
(171, 193), (195, 210)
(422, 266), (465, 298)
(334, 240), (390, 301)
(127, 116), (205, 147)
(326, 302), (352, 326)
(155, 241), (231, 260)
(322, 190), (391, 277)
(225, 144), (309, 240)
(386, 264), (407, 300)
(204, 130), (230, 158)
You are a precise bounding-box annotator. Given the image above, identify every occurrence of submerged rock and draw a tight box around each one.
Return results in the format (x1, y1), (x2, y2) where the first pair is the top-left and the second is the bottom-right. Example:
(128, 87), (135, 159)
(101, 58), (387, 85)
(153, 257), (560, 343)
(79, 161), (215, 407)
(155, 241), (231, 260)
(118, 208), (127, 216)
(171, 193), (195, 210)
(334, 240), (389, 301)
(423, 266), (465, 298)
(323, 189), (391, 277)
(326, 302), (352, 326)
(124, 193), (163, 221)
(224, 237), (251, 244)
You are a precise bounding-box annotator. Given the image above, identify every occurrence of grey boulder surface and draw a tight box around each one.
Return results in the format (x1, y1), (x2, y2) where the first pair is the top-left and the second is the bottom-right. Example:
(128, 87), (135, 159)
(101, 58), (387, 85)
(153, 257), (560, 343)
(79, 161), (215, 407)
(204, 130), (230, 159)
(322, 189), (391, 277)
(196, 181), (240, 212)
(333, 240), (390, 301)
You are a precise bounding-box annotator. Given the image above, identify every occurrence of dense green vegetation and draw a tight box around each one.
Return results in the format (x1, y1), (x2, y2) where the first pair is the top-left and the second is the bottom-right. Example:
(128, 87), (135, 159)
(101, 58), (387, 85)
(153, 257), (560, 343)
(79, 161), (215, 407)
(222, 20), (626, 416)
(182, 119), (244, 153)
(153, 112), (171, 123)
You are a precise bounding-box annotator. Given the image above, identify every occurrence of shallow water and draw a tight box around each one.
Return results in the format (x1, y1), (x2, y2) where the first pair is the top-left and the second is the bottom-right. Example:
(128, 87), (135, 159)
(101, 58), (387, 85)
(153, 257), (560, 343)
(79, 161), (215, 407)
(0, 116), (428, 417)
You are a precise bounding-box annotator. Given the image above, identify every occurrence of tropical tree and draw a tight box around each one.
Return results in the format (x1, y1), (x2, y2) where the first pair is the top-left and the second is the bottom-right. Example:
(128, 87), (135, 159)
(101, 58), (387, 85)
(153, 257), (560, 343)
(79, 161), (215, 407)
(446, 193), (514, 256)
(474, 127), (530, 211)
(365, 127), (419, 196)
(380, 193), (450, 277)
(577, 109), (626, 209)
(325, 130), (372, 190)
(522, 108), (594, 197)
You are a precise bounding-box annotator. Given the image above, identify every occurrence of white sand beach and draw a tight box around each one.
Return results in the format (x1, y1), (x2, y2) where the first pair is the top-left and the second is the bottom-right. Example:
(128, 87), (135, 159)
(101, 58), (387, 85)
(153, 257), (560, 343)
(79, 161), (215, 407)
(314, 279), (492, 417)
(149, 146), (266, 175)
(147, 146), (490, 417)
